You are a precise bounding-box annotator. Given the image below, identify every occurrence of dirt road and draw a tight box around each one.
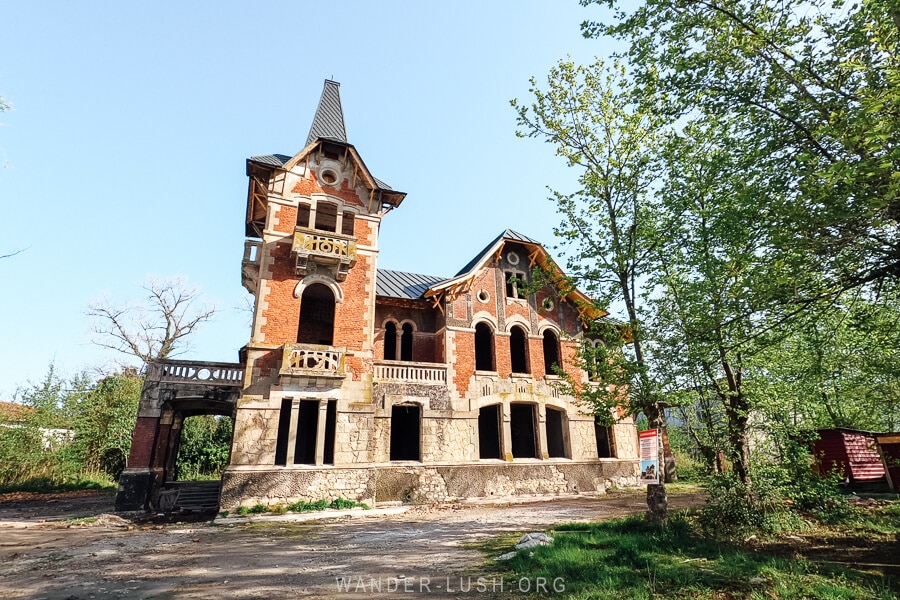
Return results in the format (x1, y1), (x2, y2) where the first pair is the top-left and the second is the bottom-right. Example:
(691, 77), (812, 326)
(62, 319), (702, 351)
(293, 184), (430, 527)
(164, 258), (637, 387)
(0, 490), (702, 599)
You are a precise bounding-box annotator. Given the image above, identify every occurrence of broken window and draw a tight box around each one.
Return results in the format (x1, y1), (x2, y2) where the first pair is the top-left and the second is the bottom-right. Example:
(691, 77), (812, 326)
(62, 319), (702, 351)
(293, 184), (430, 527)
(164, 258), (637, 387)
(400, 323), (414, 362)
(390, 404), (421, 461)
(294, 400), (319, 465)
(297, 283), (335, 345)
(478, 405), (502, 459)
(595, 416), (616, 458)
(510, 325), (529, 374)
(296, 203), (311, 229)
(274, 398), (292, 466)
(543, 330), (561, 375)
(474, 322), (495, 371)
(505, 271), (526, 299)
(341, 212), (355, 237)
(384, 321), (397, 360)
(314, 201), (338, 232)
(510, 403), (538, 459)
(546, 407), (569, 458)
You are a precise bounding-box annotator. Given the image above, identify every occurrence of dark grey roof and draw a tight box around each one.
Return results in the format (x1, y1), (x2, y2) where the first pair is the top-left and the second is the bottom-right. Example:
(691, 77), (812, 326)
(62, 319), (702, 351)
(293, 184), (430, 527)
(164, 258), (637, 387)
(373, 176), (392, 191)
(306, 80), (348, 145)
(248, 153), (291, 167)
(454, 229), (542, 277)
(376, 269), (447, 300)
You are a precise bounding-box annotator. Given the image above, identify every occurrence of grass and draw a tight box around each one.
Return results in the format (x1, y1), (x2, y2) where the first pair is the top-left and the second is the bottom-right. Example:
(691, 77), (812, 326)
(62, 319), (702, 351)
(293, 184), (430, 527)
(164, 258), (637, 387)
(0, 474), (116, 495)
(478, 510), (899, 599)
(224, 498), (371, 518)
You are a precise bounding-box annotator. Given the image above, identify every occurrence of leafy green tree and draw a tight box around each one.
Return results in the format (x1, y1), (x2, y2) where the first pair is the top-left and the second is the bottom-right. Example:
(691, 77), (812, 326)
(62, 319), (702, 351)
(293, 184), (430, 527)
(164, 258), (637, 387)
(514, 59), (673, 519)
(175, 415), (233, 480)
(585, 0), (900, 299)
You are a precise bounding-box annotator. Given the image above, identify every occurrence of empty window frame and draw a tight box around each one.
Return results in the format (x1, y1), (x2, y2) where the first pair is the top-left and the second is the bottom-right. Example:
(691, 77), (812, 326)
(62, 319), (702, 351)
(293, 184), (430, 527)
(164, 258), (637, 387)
(478, 404), (502, 459)
(400, 323), (414, 362)
(595, 416), (616, 458)
(545, 407), (569, 458)
(505, 271), (527, 299)
(384, 321), (398, 360)
(293, 400), (319, 465)
(510, 403), (538, 459)
(314, 201), (338, 233)
(296, 203), (311, 229)
(341, 212), (355, 237)
(274, 398), (292, 466)
(323, 400), (336, 465)
(510, 325), (529, 374)
(542, 329), (561, 375)
(297, 284), (336, 345)
(390, 405), (421, 461)
(474, 322), (495, 371)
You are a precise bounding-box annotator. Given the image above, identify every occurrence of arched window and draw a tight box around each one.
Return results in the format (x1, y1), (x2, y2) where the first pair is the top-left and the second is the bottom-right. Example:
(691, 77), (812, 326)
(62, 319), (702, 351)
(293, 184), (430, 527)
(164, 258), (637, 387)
(542, 330), (561, 375)
(474, 322), (495, 371)
(510, 325), (529, 374)
(384, 321), (397, 360)
(297, 283), (335, 345)
(400, 323), (414, 362)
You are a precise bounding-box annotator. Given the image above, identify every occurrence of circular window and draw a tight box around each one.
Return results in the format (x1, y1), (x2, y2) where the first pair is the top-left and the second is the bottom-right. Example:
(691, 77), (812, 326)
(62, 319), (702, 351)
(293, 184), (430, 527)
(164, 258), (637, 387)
(476, 290), (490, 303)
(542, 298), (555, 311)
(320, 169), (339, 185)
(507, 252), (520, 266)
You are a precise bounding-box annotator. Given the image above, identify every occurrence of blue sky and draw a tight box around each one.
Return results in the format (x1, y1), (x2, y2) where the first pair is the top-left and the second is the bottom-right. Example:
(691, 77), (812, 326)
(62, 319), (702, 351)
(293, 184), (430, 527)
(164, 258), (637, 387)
(0, 1), (615, 396)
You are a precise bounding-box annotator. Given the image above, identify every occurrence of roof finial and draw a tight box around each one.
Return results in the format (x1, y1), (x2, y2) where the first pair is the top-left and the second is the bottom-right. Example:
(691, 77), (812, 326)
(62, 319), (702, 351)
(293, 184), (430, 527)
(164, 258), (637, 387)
(306, 79), (348, 146)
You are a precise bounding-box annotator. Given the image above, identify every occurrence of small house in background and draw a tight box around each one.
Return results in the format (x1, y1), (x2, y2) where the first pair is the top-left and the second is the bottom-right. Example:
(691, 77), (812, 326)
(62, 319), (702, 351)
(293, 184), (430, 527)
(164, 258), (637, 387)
(813, 428), (885, 484)
(873, 433), (900, 492)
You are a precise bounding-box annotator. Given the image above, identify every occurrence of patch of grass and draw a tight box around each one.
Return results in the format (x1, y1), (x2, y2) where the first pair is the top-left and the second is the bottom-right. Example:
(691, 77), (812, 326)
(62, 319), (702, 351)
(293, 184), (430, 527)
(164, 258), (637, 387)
(0, 475), (116, 495)
(476, 512), (898, 599)
(248, 503), (267, 514)
(234, 506), (249, 516)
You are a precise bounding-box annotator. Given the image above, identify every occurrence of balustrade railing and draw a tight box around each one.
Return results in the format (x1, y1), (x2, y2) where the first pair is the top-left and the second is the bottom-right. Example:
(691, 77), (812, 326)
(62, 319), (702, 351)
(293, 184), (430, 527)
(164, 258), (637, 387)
(280, 343), (345, 377)
(373, 361), (447, 385)
(150, 360), (244, 387)
(291, 227), (358, 281)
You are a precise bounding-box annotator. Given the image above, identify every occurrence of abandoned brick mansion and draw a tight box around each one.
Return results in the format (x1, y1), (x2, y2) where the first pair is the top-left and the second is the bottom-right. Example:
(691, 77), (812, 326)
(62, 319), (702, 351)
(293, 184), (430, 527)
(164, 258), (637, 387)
(115, 80), (639, 512)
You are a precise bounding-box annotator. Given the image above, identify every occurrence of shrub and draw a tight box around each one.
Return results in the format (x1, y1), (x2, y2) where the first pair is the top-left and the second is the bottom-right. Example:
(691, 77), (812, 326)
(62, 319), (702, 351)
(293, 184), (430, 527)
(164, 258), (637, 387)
(699, 472), (803, 538)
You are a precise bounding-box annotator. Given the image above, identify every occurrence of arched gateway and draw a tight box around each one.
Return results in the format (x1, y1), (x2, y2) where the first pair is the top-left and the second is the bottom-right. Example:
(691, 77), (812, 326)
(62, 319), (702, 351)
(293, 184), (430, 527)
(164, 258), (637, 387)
(115, 359), (243, 512)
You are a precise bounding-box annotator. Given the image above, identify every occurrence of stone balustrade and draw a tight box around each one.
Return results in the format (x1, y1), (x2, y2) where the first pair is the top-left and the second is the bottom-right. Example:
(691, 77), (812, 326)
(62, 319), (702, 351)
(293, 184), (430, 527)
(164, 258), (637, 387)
(150, 360), (244, 387)
(373, 360), (448, 385)
(280, 343), (345, 378)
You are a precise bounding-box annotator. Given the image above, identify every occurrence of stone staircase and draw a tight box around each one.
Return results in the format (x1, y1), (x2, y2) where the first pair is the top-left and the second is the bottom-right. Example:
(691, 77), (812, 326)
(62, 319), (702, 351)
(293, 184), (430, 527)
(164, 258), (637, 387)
(163, 481), (221, 513)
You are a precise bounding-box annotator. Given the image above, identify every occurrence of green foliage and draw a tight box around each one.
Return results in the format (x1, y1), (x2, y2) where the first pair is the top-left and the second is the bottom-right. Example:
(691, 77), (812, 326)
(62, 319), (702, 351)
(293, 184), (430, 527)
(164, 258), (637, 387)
(485, 513), (895, 599)
(175, 415), (232, 481)
(699, 473), (803, 538)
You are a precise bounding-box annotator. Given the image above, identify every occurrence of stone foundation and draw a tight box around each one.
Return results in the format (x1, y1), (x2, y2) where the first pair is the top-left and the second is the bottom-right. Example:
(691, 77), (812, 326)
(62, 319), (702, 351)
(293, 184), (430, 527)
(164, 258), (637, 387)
(220, 460), (640, 508)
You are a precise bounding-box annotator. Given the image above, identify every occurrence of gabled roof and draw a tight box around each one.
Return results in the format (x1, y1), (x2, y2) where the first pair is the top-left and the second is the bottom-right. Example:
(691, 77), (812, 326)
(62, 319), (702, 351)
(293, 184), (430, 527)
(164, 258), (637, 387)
(423, 229), (608, 323)
(376, 269), (447, 300)
(306, 80), (348, 145)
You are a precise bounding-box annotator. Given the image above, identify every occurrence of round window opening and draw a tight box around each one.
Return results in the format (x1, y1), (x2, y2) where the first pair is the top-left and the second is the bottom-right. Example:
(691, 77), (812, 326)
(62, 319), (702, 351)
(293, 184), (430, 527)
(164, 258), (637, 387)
(320, 169), (339, 185)
(506, 252), (520, 266)
(542, 298), (555, 311)
(476, 290), (490, 303)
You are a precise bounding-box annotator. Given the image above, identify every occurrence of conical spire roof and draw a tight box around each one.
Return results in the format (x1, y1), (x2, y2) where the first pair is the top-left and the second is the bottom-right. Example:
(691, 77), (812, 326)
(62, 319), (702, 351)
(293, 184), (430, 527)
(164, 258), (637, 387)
(306, 79), (348, 145)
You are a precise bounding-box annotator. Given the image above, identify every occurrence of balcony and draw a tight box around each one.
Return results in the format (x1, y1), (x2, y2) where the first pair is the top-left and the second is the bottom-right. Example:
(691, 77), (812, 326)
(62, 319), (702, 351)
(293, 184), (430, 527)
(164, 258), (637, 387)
(374, 360), (447, 385)
(241, 239), (262, 294)
(291, 227), (357, 282)
(150, 359), (244, 387)
(280, 343), (345, 380)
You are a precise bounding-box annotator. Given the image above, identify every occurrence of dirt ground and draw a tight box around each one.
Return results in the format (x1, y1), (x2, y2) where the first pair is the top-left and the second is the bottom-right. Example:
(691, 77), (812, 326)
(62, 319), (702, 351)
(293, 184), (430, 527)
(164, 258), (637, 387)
(0, 489), (703, 599)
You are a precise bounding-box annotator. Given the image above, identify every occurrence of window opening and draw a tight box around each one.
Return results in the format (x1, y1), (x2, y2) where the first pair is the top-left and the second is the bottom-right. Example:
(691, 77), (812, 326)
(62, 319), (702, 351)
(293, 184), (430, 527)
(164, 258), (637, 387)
(595, 416), (615, 458)
(543, 330), (561, 375)
(341, 212), (355, 236)
(274, 399), (292, 466)
(323, 400), (337, 465)
(298, 284), (335, 345)
(474, 322), (495, 371)
(478, 405), (502, 459)
(510, 403), (538, 458)
(505, 271), (526, 299)
(510, 326), (529, 374)
(400, 323), (414, 362)
(314, 201), (338, 232)
(384, 321), (397, 360)
(294, 400), (319, 465)
(390, 405), (421, 461)
(546, 407), (569, 458)
(297, 203), (311, 229)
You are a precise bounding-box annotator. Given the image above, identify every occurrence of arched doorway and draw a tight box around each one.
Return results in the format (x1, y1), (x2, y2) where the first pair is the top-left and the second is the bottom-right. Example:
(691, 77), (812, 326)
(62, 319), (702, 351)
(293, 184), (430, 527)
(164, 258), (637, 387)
(297, 283), (336, 345)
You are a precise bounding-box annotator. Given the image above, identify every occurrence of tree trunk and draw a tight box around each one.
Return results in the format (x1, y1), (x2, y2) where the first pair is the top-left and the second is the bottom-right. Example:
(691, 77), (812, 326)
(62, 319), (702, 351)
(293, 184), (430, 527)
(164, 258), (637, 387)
(643, 403), (669, 522)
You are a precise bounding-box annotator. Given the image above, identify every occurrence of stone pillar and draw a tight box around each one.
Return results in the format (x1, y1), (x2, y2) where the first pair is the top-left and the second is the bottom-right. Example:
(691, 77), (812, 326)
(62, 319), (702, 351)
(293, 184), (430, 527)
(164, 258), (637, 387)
(285, 399), (299, 465)
(502, 402), (513, 461)
(537, 404), (549, 459)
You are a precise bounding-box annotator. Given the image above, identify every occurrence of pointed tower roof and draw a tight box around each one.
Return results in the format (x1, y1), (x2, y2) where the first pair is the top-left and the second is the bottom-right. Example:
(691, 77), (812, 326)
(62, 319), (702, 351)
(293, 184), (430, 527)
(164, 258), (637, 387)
(306, 79), (348, 145)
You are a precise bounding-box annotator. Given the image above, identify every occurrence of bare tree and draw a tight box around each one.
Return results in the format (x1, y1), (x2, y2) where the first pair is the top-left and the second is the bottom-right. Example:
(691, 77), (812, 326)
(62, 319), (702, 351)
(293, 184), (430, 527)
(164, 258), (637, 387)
(88, 277), (216, 370)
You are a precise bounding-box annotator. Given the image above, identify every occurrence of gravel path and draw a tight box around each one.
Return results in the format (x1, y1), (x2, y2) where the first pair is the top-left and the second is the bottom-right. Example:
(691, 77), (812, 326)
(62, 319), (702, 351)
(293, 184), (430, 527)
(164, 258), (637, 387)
(0, 490), (703, 599)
